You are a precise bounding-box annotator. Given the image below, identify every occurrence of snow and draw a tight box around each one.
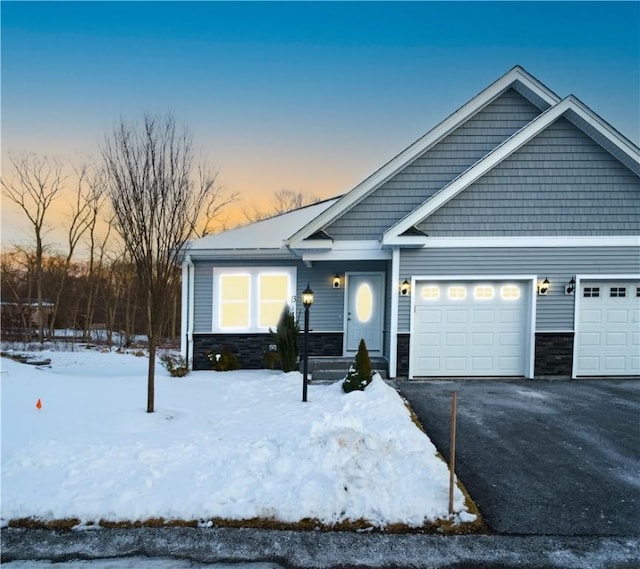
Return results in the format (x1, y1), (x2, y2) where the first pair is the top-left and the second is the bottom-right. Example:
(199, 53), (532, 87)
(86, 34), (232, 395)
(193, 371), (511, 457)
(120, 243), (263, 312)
(185, 197), (338, 251)
(1, 349), (470, 528)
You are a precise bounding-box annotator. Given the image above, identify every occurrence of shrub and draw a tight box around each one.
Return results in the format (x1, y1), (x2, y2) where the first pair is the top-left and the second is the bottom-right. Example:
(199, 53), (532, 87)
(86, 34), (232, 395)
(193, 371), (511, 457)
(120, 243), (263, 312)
(208, 349), (240, 371)
(160, 353), (189, 377)
(271, 305), (299, 372)
(342, 338), (373, 393)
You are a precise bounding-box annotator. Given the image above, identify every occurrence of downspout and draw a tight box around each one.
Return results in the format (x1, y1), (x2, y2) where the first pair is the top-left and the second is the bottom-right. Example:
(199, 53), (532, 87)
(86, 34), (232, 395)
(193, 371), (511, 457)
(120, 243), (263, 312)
(180, 254), (195, 366)
(389, 246), (400, 378)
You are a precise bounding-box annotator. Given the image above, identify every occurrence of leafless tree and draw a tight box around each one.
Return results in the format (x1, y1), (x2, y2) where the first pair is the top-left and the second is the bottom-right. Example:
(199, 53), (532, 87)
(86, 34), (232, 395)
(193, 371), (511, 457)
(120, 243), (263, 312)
(47, 162), (96, 338)
(102, 113), (220, 413)
(1, 153), (66, 342)
(244, 188), (320, 223)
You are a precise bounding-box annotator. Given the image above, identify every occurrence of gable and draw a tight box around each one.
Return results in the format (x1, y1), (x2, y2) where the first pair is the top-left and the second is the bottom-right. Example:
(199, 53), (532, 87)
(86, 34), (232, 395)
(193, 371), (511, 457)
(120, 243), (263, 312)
(418, 117), (640, 236)
(323, 88), (543, 241)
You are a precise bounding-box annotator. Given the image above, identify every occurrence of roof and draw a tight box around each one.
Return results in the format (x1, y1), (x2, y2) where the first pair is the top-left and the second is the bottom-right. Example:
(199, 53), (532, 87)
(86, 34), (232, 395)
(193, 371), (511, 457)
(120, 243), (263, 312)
(286, 66), (561, 248)
(185, 197), (339, 254)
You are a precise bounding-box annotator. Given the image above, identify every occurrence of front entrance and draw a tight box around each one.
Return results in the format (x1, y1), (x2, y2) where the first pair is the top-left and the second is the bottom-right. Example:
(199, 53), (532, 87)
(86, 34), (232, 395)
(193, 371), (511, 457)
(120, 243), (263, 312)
(344, 272), (385, 354)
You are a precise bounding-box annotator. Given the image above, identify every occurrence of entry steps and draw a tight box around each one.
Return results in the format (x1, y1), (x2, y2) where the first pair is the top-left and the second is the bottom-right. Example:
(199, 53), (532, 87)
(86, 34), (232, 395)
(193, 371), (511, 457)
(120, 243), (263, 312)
(303, 356), (389, 382)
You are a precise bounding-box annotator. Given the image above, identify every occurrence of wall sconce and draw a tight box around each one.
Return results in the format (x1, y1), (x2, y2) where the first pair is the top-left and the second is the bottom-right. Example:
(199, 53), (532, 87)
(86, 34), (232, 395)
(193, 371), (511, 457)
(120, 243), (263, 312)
(538, 277), (550, 296)
(565, 277), (575, 295)
(400, 279), (411, 296)
(332, 274), (342, 289)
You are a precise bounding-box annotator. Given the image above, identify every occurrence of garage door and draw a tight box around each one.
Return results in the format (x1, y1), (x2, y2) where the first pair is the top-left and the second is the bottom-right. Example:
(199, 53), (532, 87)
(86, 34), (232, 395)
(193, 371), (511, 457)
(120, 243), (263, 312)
(412, 280), (530, 377)
(575, 280), (640, 377)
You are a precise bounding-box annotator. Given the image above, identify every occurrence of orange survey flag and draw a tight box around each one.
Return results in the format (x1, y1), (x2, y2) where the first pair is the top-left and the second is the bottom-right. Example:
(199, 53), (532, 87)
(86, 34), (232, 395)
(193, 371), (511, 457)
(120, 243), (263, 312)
(36, 398), (42, 410)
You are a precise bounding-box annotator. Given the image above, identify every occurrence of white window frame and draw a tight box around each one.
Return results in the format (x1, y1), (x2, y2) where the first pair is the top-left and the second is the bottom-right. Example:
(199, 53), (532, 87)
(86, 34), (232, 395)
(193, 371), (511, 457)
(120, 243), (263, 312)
(213, 267), (297, 332)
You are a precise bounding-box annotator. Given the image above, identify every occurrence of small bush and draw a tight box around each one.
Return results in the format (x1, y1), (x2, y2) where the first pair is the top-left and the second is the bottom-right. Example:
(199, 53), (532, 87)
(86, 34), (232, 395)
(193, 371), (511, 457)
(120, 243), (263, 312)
(270, 305), (299, 372)
(160, 353), (189, 377)
(208, 349), (240, 371)
(342, 339), (373, 393)
(263, 350), (281, 370)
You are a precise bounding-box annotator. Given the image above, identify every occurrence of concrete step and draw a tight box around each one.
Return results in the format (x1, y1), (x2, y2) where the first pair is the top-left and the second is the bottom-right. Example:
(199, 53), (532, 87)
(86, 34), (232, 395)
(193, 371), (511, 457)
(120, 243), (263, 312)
(304, 356), (388, 382)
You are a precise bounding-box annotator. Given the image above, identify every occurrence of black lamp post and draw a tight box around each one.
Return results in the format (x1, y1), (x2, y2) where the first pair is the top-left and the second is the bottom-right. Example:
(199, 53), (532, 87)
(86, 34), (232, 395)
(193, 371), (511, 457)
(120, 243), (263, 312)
(301, 284), (314, 402)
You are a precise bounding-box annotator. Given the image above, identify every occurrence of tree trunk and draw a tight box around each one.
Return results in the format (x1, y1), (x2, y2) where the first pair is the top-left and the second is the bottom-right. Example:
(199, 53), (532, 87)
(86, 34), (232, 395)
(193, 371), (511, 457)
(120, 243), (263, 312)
(147, 334), (156, 413)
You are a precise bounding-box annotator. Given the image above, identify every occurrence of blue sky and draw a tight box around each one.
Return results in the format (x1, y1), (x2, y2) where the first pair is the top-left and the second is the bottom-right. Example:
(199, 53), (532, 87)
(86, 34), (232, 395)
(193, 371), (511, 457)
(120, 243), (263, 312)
(2, 1), (639, 239)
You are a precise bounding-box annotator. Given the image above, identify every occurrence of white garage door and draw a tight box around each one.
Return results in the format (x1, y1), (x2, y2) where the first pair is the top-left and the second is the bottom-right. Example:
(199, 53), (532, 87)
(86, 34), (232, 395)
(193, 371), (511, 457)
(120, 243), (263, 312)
(575, 280), (640, 377)
(412, 280), (529, 377)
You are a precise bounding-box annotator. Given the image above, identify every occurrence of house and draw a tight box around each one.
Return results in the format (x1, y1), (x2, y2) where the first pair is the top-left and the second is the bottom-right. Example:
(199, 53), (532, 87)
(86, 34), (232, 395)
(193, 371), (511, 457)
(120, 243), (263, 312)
(181, 66), (640, 379)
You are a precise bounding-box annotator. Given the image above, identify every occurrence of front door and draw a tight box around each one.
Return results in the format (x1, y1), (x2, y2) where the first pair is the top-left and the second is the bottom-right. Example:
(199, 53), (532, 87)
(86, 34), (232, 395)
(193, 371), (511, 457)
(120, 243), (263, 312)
(345, 272), (385, 354)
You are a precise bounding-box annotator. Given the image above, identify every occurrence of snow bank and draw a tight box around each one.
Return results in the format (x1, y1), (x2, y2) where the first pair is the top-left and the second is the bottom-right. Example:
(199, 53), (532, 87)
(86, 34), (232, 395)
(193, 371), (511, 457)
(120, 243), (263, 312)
(1, 351), (468, 527)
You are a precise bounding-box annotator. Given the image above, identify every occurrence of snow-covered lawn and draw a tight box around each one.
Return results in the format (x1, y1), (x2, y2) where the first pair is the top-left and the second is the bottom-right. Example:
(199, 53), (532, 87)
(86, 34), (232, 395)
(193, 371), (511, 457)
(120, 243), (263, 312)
(1, 349), (473, 529)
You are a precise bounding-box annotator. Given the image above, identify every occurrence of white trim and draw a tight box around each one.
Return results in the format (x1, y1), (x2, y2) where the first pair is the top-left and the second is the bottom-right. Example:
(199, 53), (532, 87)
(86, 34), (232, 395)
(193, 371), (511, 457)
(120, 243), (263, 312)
(384, 96), (640, 242)
(389, 247), (400, 378)
(287, 66), (559, 248)
(572, 273), (640, 378)
(536, 329), (575, 334)
(408, 275), (536, 379)
(389, 236), (640, 249)
(180, 255), (195, 364)
(303, 241), (392, 262)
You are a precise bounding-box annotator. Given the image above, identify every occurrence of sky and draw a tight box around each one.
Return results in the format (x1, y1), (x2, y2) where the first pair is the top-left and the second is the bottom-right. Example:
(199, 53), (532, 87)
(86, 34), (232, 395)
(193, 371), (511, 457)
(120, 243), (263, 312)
(1, 1), (639, 251)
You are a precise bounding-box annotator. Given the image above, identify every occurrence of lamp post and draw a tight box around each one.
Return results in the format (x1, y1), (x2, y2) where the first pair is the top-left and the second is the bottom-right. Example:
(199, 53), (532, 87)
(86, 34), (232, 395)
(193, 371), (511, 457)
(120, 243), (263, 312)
(301, 284), (314, 402)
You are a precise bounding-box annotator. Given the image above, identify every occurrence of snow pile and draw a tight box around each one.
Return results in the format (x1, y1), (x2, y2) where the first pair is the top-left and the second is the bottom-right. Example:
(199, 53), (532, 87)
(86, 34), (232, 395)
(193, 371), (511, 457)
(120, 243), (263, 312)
(1, 350), (469, 527)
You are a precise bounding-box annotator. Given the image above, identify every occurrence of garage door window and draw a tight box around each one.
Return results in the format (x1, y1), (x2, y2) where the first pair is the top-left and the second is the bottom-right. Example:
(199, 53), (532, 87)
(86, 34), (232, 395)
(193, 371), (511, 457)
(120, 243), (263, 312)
(583, 287), (600, 298)
(421, 285), (440, 300)
(448, 286), (466, 300)
(500, 285), (520, 300)
(610, 287), (626, 298)
(474, 285), (494, 300)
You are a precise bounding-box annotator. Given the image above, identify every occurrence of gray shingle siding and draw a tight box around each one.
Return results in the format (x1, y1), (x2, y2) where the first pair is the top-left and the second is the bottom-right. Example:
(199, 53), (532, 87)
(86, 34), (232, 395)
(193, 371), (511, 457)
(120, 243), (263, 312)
(398, 247), (640, 332)
(326, 89), (542, 240)
(420, 118), (640, 235)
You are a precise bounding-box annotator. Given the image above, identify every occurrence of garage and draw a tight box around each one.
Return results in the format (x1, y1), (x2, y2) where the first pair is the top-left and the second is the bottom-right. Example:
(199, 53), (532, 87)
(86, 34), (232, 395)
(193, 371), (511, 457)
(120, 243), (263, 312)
(574, 278), (640, 377)
(410, 279), (533, 378)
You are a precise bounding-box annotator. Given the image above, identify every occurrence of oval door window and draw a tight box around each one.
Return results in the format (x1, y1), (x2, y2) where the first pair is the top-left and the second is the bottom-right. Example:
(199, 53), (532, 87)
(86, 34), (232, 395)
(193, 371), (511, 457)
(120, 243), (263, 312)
(355, 283), (373, 323)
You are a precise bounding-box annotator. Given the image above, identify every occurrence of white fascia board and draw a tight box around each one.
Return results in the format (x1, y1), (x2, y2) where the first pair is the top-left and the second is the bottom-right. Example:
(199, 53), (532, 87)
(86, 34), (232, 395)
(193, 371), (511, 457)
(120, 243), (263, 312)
(291, 240), (334, 251)
(302, 240), (392, 262)
(383, 235), (429, 247)
(414, 236), (640, 248)
(384, 96), (640, 242)
(288, 67), (560, 249)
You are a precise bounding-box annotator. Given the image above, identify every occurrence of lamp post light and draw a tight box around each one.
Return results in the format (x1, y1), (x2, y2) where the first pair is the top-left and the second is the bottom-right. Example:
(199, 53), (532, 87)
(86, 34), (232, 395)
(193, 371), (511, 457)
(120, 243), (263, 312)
(301, 284), (314, 402)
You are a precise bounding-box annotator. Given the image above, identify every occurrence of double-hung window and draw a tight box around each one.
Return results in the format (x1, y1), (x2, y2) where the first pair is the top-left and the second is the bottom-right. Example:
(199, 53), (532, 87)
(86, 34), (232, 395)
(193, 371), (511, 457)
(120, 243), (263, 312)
(214, 267), (296, 332)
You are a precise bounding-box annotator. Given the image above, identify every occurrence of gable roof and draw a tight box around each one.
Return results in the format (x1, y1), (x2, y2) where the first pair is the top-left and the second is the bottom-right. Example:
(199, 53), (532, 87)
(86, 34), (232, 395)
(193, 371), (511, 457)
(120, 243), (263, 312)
(382, 95), (640, 245)
(286, 66), (560, 249)
(186, 197), (339, 255)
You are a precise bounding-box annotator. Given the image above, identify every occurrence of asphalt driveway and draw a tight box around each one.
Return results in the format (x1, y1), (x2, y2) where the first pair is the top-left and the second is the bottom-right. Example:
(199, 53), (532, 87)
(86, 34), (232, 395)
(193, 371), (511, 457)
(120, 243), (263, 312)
(398, 379), (640, 537)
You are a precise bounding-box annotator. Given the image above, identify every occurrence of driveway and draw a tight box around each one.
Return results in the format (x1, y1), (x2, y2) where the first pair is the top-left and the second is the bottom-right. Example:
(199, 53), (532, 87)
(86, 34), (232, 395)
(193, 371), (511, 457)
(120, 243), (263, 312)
(398, 379), (640, 537)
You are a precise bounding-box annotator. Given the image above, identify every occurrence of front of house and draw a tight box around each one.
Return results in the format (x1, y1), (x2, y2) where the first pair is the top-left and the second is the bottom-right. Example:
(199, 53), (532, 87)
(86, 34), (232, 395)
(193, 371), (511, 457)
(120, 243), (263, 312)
(181, 66), (640, 379)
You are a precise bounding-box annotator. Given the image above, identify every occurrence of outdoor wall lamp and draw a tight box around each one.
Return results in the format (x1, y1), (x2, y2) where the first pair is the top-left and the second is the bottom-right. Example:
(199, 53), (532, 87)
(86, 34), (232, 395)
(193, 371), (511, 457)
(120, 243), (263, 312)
(301, 284), (314, 402)
(400, 279), (411, 296)
(565, 277), (576, 296)
(538, 278), (550, 296)
(332, 274), (342, 289)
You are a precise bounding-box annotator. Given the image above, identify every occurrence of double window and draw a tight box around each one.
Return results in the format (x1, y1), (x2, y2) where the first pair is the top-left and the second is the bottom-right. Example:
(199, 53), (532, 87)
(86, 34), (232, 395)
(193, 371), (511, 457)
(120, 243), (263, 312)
(214, 267), (296, 332)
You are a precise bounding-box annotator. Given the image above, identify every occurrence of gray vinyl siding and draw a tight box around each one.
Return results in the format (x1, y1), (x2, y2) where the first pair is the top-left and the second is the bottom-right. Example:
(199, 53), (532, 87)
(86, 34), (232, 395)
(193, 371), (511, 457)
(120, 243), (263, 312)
(325, 89), (542, 240)
(398, 247), (640, 332)
(420, 118), (640, 235)
(193, 259), (388, 335)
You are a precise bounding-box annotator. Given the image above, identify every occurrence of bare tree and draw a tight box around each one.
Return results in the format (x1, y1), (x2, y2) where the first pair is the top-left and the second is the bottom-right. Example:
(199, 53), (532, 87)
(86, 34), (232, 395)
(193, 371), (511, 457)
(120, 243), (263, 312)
(1, 153), (66, 342)
(102, 113), (220, 413)
(244, 188), (320, 223)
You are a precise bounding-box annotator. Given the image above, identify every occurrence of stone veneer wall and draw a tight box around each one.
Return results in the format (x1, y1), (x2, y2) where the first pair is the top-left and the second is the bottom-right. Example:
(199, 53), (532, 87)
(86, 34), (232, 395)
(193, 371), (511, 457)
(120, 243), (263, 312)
(193, 333), (343, 371)
(534, 332), (574, 377)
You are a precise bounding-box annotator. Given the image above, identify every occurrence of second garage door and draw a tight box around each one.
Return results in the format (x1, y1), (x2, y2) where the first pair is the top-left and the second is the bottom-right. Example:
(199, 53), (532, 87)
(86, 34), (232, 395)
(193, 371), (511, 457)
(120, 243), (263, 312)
(411, 280), (531, 377)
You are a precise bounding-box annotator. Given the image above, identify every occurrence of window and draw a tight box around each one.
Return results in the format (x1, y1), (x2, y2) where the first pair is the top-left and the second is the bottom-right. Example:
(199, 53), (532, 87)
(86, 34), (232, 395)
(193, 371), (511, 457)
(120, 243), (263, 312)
(355, 283), (373, 323)
(448, 285), (467, 300)
(636, 287), (640, 298)
(421, 285), (440, 300)
(474, 285), (495, 300)
(214, 267), (296, 331)
(583, 287), (600, 298)
(610, 287), (626, 298)
(500, 285), (521, 300)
